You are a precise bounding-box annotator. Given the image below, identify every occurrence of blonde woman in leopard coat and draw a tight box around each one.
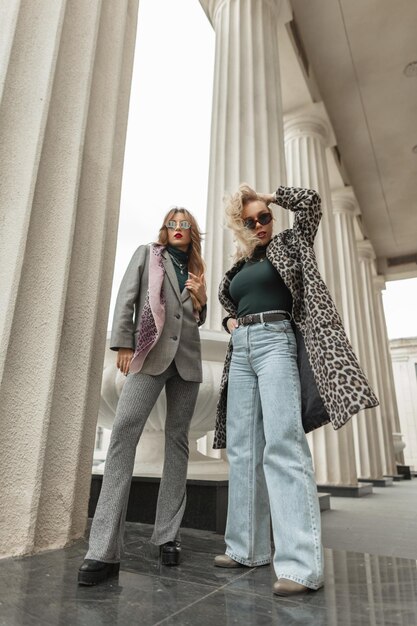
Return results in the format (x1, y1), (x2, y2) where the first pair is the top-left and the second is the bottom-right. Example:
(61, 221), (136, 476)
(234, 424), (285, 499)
(213, 184), (378, 598)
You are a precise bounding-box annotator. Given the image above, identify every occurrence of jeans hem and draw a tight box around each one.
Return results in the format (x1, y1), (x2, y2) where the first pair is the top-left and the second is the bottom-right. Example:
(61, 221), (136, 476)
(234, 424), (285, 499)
(226, 549), (271, 567)
(276, 572), (324, 591)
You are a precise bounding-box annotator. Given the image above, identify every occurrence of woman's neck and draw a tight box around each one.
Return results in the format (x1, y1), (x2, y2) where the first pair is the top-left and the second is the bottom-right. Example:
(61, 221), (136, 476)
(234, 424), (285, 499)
(251, 243), (268, 259)
(167, 245), (189, 259)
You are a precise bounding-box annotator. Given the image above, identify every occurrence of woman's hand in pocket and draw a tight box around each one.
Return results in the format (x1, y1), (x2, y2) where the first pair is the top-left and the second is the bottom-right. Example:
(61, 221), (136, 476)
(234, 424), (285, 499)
(227, 318), (238, 334)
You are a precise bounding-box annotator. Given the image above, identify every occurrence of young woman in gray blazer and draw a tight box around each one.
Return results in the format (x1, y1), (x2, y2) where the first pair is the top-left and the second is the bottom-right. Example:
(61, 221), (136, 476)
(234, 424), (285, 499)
(78, 207), (206, 585)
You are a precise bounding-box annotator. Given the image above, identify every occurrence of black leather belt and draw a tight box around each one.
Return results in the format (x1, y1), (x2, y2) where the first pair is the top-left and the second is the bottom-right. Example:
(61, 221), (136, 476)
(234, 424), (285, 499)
(237, 310), (292, 326)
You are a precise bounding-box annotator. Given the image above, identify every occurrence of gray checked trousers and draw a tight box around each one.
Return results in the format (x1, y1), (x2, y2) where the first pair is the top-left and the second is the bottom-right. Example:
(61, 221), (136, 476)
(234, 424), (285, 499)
(86, 361), (200, 562)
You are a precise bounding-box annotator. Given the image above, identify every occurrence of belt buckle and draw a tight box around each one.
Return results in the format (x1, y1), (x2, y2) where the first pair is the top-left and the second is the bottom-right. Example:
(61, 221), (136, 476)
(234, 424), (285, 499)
(248, 314), (253, 324)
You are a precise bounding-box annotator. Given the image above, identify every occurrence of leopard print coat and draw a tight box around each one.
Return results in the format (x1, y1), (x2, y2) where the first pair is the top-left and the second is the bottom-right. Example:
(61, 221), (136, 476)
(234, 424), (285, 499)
(213, 185), (379, 449)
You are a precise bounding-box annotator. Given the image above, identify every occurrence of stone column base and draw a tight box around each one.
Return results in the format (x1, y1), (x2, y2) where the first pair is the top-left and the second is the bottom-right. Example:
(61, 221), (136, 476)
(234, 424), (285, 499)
(396, 464), (413, 480)
(358, 477), (394, 487)
(317, 483), (373, 497)
(384, 474), (406, 482)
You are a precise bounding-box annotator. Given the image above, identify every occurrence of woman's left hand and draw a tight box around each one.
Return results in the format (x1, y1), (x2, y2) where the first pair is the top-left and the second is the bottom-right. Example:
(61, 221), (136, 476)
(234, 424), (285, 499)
(186, 272), (207, 306)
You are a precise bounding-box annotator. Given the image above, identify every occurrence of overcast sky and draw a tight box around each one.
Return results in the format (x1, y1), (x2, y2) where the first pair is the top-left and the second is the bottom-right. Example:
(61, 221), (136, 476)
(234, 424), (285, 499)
(110, 0), (417, 341)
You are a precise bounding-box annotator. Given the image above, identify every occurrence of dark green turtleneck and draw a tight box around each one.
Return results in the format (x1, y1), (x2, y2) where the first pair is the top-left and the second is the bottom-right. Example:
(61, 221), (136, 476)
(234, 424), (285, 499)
(167, 245), (189, 292)
(229, 244), (293, 317)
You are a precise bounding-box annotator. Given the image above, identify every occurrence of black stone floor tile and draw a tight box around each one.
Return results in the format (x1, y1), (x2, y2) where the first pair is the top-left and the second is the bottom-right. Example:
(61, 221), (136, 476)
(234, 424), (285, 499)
(154, 588), (329, 626)
(1, 523), (416, 626)
(0, 557), (227, 626)
(157, 583), (417, 626)
(122, 525), (255, 588)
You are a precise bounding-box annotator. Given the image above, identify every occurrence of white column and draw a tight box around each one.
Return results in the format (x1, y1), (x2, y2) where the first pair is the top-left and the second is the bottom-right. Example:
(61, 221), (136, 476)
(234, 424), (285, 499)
(200, 0), (289, 330)
(0, 0), (139, 557)
(390, 339), (417, 467)
(284, 107), (359, 487)
(332, 189), (385, 480)
(373, 276), (405, 464)
(285, 105), (342, 309)
(357, 241), (397, 476)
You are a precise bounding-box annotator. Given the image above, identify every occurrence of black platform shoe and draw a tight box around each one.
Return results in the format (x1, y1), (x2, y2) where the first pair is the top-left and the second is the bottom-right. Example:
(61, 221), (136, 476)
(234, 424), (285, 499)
(160, 541), (181, 566)
(78, 559), (120, 586)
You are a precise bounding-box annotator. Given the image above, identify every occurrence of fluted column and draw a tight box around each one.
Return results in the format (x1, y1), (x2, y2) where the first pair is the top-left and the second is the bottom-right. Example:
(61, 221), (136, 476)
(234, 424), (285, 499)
(0, 0), (139, 557)
(373, 276), (405, 464)
(390, 339), (417, 468)
(285, 105), (342, 309)
(332, 189), (385, 480)
(200, 0), (288, 329)
(357, 241), (397, 476)
(284, 107), (359, 488)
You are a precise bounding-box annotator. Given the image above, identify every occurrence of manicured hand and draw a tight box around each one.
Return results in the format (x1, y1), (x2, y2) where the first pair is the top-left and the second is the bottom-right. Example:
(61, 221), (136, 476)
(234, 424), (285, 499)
(186, 272), (207, 306)
(227, 318), (238, 333)
(117, 348), (134, 375)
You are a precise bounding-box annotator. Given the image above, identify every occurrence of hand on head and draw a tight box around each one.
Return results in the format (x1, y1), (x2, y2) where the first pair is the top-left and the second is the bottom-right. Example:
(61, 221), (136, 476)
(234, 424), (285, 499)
(257, 193), (276, 206)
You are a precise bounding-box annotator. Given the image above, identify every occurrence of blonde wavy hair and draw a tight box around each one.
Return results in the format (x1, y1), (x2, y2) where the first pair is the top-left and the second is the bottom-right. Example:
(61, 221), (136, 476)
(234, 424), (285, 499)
(224, 184), (274, 261)
(157, 207), (206, 311)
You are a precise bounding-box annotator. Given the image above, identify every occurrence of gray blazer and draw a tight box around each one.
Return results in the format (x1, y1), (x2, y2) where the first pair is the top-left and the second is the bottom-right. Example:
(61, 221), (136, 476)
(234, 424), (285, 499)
(110, 245), (206, 382)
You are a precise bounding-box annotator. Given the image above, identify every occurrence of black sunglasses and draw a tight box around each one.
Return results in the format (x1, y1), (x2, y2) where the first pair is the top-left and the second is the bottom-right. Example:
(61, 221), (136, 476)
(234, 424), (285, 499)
(243, 212), (273, 230)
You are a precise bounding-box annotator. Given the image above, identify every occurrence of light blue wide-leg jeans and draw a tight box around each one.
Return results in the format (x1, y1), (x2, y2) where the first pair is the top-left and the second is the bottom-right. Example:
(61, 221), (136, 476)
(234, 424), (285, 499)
(225, 320), (324, 589)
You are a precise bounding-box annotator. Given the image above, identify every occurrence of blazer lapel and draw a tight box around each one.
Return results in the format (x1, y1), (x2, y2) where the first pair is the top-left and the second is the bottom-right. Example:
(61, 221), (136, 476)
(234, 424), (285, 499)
(162, 250), (182, 304)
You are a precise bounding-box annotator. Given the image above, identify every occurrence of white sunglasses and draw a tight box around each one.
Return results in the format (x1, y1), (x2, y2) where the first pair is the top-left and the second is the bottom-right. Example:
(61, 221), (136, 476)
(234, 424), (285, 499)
(166, 220), (191, 230)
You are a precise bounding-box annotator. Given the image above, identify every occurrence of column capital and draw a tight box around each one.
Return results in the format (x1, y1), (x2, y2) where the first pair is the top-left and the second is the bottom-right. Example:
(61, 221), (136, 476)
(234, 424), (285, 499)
(199, 0), (224, 25)
(373, 274), (386, 293)
(332, 187), (360, 216)
(199, 0), (284, 27)
(284, 102), (335, 147)
(357, 239), (376, 261)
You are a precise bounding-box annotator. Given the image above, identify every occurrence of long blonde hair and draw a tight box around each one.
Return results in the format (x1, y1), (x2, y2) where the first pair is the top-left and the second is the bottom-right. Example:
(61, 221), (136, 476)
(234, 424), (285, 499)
(157, 207), (206, 311)
(224, 184), (273, 261)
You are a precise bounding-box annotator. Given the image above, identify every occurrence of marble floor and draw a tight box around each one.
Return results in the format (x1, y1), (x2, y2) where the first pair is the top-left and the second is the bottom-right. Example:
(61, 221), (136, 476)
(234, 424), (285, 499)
(1, 520), (417, 626)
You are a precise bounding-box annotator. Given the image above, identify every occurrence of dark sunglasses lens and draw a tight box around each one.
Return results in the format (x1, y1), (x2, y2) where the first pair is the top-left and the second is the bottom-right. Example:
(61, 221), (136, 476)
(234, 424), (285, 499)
(243, 218), (256, 229)
(243, 213), (272, 229)
(258, 213), (272, 226)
